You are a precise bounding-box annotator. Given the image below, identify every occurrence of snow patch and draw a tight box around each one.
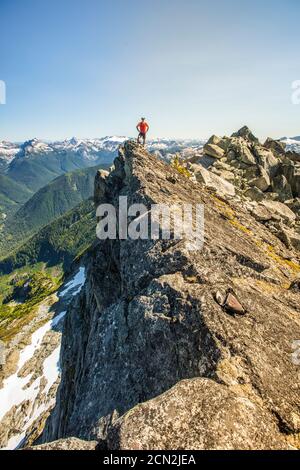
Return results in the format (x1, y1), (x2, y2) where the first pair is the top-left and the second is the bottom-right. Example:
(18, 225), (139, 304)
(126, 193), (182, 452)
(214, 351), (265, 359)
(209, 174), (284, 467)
(59, 267), (86, 298)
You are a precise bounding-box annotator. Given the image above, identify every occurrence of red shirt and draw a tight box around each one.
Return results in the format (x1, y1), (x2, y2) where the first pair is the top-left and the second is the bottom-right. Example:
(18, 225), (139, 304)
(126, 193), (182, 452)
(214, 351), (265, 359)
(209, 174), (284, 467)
(138, 121), (149, 133)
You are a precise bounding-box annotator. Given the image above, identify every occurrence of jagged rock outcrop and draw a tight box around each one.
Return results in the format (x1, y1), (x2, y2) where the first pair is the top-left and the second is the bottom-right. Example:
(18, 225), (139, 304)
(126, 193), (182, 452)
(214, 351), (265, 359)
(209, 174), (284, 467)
(42, 139), (300, 450)
(231, 125), (259, 143)
(189, 127), (300, 258)
(106, 378), (286, 450)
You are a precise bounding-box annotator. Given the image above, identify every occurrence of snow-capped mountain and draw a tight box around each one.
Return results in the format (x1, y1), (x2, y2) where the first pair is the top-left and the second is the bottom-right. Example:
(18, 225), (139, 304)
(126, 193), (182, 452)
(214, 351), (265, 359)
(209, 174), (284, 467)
(0, 136), (206, 171)
(280, 137), (300, 153)
(0, 142), (20, 171)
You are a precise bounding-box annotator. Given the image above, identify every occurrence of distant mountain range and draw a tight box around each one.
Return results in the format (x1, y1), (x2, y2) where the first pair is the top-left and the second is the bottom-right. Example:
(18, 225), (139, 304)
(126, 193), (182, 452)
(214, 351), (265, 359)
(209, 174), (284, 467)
(281, 136), (300, 142)
(0, 165), (107, 257)
(0, 136), (205, 193)
(0, 137), (120, 193)
(280, 136), (300, 153)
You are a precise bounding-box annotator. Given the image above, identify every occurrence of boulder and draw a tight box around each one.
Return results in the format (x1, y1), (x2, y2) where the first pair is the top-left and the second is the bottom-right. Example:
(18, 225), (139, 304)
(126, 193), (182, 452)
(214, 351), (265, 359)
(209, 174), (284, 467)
(189, 154), (215, 169)
(213, 169), (235, 183)
(207, 135), (221, 146)
(244, 187), (265, 202)
(186, 153), (204, 164)
(218, 137), (231, 151)
(264, 192), (279, 201)
(260, 200), (296, 225)
(276, 226), (300, 251)
(203, 143), (225, 159)
(249, 167), (270, 192)
(223, 292), (245, 315)
(264, 138), (286, 156)
(253, 146), (278, 177)
(213, 160), (233, 172)
(226, 149), (237, 161)
(282, 162), (300, 197)
(272, 175), (293, 202)
(285, 198), (300, 214)
(228, 140), (256, 166)
(286, 151), (300, 163)
(244, 166), (259, 180)
(250, 204), (273, 222)
(194, 166), (235, 197)
(289, 231), (300, 251)
(106, 378), (285, 450)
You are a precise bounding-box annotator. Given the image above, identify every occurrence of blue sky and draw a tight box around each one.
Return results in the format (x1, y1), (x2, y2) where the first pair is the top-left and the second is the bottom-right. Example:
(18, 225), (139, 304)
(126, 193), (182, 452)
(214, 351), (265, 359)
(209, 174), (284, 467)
(0, 0), (299, 141)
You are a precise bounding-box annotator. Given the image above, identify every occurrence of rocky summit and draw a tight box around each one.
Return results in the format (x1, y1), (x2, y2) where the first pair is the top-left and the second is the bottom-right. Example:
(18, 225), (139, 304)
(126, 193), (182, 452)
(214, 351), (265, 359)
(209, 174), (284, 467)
(39, 130), (300, 450)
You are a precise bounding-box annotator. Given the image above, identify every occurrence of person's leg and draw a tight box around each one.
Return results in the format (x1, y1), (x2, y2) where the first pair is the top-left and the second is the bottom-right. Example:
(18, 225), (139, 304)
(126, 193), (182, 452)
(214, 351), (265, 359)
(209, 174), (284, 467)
(137, 132), (141, 144)
(142, 133), (146, 146)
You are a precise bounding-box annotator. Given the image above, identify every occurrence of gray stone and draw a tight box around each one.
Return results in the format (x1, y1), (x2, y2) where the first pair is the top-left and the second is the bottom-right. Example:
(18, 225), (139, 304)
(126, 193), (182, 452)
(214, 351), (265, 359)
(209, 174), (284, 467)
(282, 162), (300, 197)
(249, 167), (270, 192)
(254, 146), (278, 177)
(106, 378), (285, 450)
(264, 138), (286, 156)
(207, 135), (221, 146)
(194, 166), (236, 197)
(272, 175), (293, 202)
(244, 187), (265, 202)
(203, 143), (225, 159)
(260, 200), (296, 226)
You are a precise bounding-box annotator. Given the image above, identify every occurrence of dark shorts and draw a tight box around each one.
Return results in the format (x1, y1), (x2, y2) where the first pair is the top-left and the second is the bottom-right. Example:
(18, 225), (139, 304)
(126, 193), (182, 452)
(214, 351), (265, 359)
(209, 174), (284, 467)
(138, 132), (146, 138)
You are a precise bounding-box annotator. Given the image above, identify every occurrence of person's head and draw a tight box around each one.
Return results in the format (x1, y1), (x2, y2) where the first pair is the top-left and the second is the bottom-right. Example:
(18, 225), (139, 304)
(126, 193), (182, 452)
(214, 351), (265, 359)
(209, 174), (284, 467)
(141, 117), (145, 121)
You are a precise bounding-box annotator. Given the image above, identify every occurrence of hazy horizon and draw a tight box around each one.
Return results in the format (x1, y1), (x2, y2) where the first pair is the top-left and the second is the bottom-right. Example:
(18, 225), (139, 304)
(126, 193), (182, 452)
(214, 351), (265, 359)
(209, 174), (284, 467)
(1, 0), (299, 142)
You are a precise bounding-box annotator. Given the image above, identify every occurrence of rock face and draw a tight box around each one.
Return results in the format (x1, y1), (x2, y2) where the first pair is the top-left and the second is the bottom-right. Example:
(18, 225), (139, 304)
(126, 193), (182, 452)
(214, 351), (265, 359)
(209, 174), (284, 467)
(106, 378), (286, 450)
(42, 139), (300, 450)
(26, 437), (97, 450)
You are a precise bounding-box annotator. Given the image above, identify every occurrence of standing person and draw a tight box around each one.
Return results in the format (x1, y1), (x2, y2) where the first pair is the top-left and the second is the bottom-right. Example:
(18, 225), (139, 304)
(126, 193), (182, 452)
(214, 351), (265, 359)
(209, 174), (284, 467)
(136, 117), (149, 146)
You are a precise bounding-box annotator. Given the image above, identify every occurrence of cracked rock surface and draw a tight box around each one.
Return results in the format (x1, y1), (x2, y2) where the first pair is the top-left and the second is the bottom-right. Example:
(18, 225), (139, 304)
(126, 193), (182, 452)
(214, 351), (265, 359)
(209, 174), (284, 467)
(41, 140), (300, 450)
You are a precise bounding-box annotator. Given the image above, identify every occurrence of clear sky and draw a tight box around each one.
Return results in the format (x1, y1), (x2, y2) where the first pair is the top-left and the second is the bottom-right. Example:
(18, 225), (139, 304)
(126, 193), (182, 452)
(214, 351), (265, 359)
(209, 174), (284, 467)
(0, 0), (299, 141)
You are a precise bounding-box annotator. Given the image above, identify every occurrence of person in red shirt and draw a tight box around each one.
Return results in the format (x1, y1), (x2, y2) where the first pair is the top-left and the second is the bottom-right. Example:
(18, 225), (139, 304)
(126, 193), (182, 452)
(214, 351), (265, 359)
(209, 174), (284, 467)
(136, 117), (149, 145)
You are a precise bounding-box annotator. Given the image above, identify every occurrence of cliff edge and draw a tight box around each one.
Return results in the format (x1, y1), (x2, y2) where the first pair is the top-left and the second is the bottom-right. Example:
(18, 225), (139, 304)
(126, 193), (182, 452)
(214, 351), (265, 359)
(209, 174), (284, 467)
(41, 138), (300, 450)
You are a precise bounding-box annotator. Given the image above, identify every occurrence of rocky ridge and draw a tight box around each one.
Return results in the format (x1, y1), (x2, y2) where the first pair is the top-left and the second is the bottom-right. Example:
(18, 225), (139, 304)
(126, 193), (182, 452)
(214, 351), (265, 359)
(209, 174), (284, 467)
(185, 126), (300, 253)
(39, 130), (300, 450)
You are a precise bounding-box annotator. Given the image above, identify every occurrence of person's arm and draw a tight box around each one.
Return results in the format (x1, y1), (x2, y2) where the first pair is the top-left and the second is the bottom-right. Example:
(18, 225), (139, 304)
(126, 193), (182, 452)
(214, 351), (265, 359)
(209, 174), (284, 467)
(136, 123), (140, 132)
(146, 123), (150, 132)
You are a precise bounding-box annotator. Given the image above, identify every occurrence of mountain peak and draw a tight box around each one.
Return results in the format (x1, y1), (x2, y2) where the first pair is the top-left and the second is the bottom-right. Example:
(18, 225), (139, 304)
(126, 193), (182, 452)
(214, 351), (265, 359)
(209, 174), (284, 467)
(231, 125), (259, 143)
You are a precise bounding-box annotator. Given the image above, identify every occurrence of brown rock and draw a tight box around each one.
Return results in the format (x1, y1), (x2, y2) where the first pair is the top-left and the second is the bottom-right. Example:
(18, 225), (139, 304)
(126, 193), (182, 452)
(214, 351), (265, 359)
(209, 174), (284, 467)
(25, 437), (97, 450)
(224, 292), (245, 315)
(107, 378), (286, 450)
